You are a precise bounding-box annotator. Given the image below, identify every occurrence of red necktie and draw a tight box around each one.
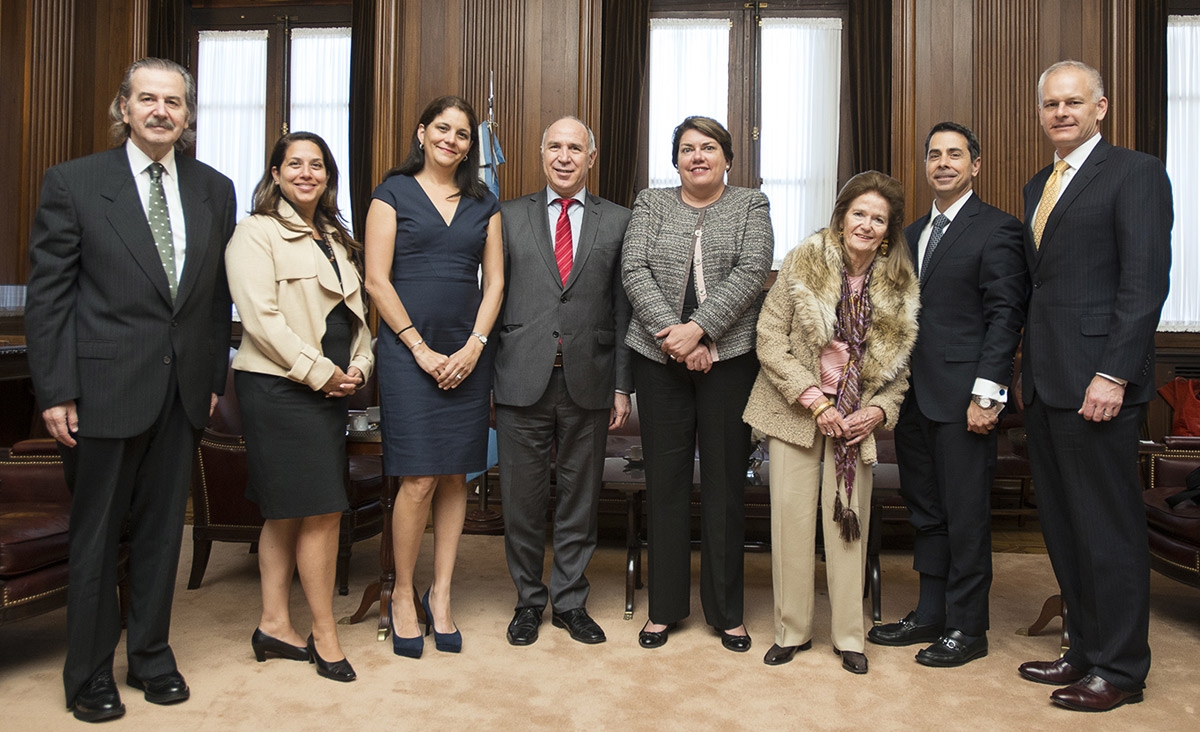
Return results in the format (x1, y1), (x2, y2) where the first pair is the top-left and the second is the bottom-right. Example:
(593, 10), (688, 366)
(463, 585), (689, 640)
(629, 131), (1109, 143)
(554, 197), (575, 285)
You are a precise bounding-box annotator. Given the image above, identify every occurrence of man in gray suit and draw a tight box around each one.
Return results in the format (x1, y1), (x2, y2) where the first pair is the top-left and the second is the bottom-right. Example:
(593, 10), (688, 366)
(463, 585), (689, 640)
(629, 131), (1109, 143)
(494, 116), (632, 646)
(25, 58), (234, 722)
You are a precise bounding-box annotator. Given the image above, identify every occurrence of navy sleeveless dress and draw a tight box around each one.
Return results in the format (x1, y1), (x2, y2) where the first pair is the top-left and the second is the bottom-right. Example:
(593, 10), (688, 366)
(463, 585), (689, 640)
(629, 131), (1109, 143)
(372, 174), (499, 476)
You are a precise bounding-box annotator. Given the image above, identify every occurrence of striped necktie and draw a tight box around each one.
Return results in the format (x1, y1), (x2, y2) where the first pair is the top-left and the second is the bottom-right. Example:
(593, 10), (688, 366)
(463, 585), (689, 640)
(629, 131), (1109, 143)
(553, 197), (576, 285)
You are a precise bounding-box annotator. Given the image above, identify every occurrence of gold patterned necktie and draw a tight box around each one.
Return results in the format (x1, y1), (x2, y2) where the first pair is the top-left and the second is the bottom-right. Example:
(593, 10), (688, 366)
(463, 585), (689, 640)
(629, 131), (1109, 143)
(147, 162), (178, 300)
(1032, 160), (1069, 249)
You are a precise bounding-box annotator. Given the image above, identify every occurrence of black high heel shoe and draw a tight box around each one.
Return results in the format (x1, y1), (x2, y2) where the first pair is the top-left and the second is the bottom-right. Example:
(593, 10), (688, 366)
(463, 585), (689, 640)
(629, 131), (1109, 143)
(306, 635), (356, 682)
(422, 588), (462, 653)
(251, 628), (309, 662)
(391, 601), (424, 659)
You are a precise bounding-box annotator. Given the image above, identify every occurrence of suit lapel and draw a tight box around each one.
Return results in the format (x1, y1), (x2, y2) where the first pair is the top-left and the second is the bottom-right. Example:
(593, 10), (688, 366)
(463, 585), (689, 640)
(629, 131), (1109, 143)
(922, 196), (978, 283)
(566, 193), (603, 289)
(175, 157), (213, 310)
(906, 215), (929, 277)
(526, 190), (564, 288)
(103, 150), (174, 306)
(1040, 141), (1108, 249)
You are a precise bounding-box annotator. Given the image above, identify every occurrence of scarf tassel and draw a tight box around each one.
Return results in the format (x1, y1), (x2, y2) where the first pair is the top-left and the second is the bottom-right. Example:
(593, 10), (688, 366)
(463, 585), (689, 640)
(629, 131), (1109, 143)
(832, 493), (861, 543)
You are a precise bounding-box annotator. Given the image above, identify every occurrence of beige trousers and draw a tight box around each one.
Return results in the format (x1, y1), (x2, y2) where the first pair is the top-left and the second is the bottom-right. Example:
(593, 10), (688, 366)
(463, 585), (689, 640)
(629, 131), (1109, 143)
(767, 435), (872, 653)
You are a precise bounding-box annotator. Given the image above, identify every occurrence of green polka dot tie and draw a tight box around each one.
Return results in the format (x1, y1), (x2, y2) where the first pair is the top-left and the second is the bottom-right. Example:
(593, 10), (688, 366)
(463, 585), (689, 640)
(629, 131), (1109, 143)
(147, 162), (178, 300)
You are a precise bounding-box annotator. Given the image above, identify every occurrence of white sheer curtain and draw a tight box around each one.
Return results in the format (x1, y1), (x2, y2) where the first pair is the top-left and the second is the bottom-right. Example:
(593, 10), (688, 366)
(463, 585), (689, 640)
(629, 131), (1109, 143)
(760, 18), (842, 262)
(196, 30), (268, 221)
(1164, 16), (1200, 331)
(647, 19), (729, 189)
(290, 27), (353, 230)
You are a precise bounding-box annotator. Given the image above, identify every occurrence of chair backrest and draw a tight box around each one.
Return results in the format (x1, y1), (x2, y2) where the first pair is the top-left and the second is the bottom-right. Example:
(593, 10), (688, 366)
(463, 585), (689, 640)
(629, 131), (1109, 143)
(210, 348), (243, 435)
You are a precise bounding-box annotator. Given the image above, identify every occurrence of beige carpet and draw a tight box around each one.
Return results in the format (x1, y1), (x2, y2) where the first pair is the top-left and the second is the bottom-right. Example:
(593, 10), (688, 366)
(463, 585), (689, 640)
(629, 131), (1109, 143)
(2, 529), (1198, 731)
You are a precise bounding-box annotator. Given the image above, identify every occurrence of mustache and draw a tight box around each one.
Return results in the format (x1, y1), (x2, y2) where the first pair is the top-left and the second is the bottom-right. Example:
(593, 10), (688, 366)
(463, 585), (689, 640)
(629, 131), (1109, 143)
(145, 116), (176, 131)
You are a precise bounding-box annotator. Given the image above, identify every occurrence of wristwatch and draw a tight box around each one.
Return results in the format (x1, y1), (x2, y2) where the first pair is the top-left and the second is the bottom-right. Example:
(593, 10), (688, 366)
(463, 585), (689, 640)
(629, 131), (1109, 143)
(971, 394), (998, 409)
(471, 331), (488, 346)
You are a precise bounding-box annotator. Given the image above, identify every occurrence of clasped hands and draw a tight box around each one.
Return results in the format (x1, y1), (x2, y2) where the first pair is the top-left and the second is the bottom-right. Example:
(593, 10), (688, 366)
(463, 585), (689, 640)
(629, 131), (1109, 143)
(816, 404), (884, 446)
(322, 365), (364, 398)
(413, 337), (484, 390)
(657, 321), (711, 373)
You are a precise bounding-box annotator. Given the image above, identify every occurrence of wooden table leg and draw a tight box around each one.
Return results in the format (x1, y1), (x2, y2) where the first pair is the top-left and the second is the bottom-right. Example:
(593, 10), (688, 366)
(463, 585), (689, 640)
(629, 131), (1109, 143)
(343, 475), (398, 641)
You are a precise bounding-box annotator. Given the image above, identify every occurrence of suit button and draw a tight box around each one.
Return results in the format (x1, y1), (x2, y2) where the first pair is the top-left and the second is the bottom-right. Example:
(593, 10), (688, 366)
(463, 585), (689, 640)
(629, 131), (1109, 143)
(1034, 281), (1042, 288)
(552, 331), (559, 338)
(560, 294), (568, 303)
(171, 319), (179, 327)
(163, 355), (172, 365)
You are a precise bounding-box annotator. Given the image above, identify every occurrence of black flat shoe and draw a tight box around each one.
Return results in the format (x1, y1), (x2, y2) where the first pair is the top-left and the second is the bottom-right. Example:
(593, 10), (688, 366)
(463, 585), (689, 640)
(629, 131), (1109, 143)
(126, 670), (190, 705)
(251, 628), (309, 662)
(552, 607), (607, 644)
(639, 621), (674, 649)
(763, 641), (812, 666)
(835, 648), (869, 675)
(867, 610), (945, 647)
(719, 629), (752, 653)
(507, 606), (543, 646)
(307, 635), (356, 682)
(70, 670), (125, 723)
(915, 629), (988, 668)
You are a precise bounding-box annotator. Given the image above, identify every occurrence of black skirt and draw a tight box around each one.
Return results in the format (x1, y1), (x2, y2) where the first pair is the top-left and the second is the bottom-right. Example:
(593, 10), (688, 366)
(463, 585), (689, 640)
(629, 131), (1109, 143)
(237, 302), (355, 519)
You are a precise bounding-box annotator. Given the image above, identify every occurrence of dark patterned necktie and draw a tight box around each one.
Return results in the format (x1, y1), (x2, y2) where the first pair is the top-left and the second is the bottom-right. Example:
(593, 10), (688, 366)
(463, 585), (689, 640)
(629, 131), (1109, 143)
(147, 162), (178, 300)
(919, 214), (949, 283)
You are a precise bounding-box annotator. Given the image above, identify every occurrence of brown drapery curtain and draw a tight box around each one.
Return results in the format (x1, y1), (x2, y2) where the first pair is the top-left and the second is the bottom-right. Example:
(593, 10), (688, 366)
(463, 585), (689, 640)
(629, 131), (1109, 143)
(847, 0), (891, 174)
(1135, 1), (1167, 161)
(599, 0), (650, 209)
(147, 0), (186, 62)
(349, 0), (376, 239)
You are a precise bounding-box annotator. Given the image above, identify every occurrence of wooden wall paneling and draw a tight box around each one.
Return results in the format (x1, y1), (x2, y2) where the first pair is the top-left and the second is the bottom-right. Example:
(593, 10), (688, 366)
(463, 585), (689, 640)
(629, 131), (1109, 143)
(891, 0), (917, 222)
(70, 0), (148, 160)
(580, 0), (602, 196)
(22, 0), (74, 285)
(0, 0), (30, 283)
(1103, 0), (1137, 150)
(463, 0), (528, 196)
(372, 0), (402, 187)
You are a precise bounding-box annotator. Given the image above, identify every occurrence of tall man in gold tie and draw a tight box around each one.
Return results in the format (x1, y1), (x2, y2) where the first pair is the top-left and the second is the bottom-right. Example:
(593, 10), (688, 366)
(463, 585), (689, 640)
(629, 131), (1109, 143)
(1016, 60), (1171, 712)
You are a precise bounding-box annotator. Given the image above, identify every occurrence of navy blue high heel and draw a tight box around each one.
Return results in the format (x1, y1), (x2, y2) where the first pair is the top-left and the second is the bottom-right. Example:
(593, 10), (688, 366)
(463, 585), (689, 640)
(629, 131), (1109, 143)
(422, 588), (462, 653)
(390, 601), (424, 659)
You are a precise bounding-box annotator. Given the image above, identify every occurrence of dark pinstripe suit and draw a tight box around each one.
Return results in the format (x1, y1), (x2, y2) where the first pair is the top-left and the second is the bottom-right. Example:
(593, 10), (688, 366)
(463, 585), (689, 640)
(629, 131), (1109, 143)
(25, 145), (234, 703)
(1021, 137), (1171, 691)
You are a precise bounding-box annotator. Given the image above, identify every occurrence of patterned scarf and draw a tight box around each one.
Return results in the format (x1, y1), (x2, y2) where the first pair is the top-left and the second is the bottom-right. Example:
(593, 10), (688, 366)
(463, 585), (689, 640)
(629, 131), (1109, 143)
(831, 262), (874, 542)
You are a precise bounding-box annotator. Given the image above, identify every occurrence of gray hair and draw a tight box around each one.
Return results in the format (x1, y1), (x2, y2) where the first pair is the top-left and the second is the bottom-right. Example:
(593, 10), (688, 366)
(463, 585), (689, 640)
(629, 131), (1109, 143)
(108, 57), (197, 151)
(1037, 60), (1105, 105)
(540, 116), (596, 154)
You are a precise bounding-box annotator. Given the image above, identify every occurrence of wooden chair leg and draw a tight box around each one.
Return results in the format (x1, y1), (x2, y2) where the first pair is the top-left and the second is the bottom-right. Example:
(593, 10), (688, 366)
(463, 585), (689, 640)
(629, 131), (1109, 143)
(187, 538), (212, 590)
(1020, 593), (1069, 651)
(336, 543), (351, 596)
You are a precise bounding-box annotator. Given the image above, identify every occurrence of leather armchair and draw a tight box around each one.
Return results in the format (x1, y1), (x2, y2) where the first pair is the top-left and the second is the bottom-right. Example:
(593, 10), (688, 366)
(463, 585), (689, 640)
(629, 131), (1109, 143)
(0, 439), (71, 624)
(189, 350), (384, 595)
(1144, 435), (1200, 589)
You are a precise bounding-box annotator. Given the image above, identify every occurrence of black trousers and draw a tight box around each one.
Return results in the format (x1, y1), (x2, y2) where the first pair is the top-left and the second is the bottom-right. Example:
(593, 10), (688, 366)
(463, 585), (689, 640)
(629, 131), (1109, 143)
(894, 395), (996, 635)
(632, 351), (758, 629)
(1025, 395), (1150, 692)
(60, 380), (198, 704)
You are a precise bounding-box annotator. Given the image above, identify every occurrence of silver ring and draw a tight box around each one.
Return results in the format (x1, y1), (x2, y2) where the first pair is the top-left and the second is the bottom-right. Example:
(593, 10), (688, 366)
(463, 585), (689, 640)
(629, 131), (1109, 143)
(1103, 411), (1110, 417)
(455, 373), (463, 380)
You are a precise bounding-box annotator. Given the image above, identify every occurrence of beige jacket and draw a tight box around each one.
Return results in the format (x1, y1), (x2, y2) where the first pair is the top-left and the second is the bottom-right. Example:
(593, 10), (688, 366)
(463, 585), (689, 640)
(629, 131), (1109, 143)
(226, 201), (372, 390)
(742, 228), (919, 465)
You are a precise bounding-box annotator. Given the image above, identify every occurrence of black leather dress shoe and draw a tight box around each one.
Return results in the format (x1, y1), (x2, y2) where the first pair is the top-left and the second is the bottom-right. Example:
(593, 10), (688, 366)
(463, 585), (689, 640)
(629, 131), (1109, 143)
(307, 634), (357, 682)
(251, 628), (309, 662)
(126, 670), (190, 705)
(1018, 656), (1087, 685)
(915, 629), (988, 667)
(763, 641), (812, 666)
(1050, 674), (1144, 712)
(867, 611), (944, 647)
(506, 606), (543, 646)
(638, 621), (674, 649)
(552, 607), (606, 644)
(70, 670), (125, 723)
(719, 629), (752, 653)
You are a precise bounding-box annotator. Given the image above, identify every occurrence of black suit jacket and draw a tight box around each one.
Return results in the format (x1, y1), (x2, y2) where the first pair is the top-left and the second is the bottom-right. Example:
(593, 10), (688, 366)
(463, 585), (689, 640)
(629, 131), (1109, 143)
(493, 190), (633, 410)
(26, 146), (235, 437)
(1020, 138), (1172, 409)
(903, 193), (1027, 422)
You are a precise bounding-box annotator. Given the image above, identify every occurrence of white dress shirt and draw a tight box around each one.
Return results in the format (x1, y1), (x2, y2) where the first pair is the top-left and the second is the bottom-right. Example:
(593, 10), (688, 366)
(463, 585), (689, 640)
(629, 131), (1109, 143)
(544, 186), (586, 256)
(126, 140), (187, 274)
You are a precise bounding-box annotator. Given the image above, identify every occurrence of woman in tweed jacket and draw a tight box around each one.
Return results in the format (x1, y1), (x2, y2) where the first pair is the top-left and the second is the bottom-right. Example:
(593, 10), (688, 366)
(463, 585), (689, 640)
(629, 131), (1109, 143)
(622, 117), (774, 653)
(743, 171), (919, 674)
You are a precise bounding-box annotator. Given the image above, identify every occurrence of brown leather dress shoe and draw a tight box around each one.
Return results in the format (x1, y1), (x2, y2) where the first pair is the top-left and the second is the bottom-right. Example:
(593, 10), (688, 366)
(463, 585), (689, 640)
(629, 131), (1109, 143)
(1050, 674), (1144, 712)
(1018, 657), (1086, 685)
(835, 648), (869, 674)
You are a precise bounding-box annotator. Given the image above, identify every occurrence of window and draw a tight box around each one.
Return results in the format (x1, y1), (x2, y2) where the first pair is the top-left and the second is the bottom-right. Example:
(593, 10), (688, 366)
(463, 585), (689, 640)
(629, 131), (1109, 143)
(188, 6), (352, 226)
(646, 2), (847, 263)
(1164, 15), (1200, 330)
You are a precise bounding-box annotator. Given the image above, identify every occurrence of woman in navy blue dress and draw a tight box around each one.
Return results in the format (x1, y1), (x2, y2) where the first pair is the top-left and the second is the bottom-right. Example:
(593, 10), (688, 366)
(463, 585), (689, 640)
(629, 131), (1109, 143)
(364, 96), (503, 659)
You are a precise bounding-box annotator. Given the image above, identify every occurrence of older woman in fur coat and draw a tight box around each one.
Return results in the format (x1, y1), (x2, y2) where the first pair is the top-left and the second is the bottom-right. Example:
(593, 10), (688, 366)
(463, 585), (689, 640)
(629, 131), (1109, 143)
(743, 171), (919, 675)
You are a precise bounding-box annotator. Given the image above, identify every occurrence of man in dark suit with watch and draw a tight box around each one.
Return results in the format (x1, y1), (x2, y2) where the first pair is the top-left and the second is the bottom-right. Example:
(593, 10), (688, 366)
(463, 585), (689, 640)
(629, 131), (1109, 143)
(25, 58), (235, 723)
(868, 122), (1027, 667)
(493, 116), (632, 646)
(1014, 60), (1171, 712)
